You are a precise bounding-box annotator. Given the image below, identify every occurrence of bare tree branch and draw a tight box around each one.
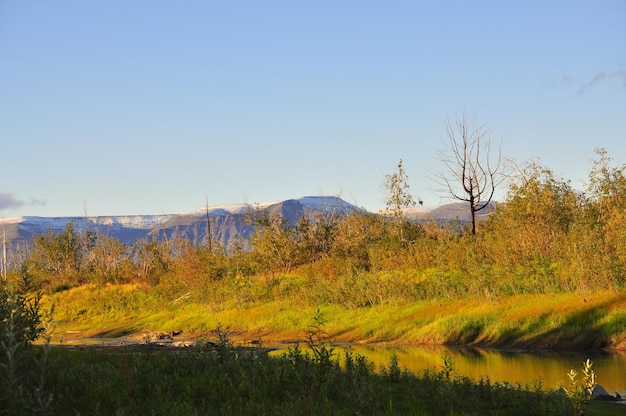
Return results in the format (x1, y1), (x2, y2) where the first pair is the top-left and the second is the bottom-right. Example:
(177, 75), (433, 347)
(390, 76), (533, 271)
(434, 111), (505, 234)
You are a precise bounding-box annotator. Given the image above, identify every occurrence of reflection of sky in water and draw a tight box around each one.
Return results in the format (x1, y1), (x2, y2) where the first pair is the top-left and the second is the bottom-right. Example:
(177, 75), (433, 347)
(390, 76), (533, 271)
(273, 344), (626, 393)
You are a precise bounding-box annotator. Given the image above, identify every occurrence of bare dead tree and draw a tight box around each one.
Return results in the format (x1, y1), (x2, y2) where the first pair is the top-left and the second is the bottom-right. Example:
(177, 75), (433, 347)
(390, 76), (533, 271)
(2, 221), (7, 282)
(435, 112), (504, 234)
(205, 195), (212, 253)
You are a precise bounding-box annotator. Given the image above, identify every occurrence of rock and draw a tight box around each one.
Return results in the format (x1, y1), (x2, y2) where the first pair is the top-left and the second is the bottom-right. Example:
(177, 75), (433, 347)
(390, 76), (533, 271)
(171, 341), (194, 348)
(592, 384), (620, 401)
(142, 331), (174, 340)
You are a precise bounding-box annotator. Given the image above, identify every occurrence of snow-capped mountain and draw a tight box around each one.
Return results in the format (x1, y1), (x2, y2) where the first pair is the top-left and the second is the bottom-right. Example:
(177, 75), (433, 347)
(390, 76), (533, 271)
(149, 196), (366, 251)
(0, 196), (491, 254)
(1, 214), (175, 244)
(0, 196), (366, 252)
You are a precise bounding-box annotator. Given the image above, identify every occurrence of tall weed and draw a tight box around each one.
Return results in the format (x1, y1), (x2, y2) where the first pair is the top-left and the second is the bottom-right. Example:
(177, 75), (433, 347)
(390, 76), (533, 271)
(0, 268), (52, 415)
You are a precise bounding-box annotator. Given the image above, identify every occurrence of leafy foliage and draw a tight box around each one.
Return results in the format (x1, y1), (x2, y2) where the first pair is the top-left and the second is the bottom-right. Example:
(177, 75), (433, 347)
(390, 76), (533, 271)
(383, 159), (416, 219)
(0, 267), (52, 415)
(562, 359), (597, 416)
(13, 150), (626, 304)
(0, 267), (44, 347)
(42, 326), (576, 415)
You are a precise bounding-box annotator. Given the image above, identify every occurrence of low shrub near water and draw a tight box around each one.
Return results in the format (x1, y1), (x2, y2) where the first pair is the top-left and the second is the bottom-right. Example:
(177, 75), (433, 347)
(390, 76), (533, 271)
(0, 269), (53, 416)
(41, 333), (578, 416)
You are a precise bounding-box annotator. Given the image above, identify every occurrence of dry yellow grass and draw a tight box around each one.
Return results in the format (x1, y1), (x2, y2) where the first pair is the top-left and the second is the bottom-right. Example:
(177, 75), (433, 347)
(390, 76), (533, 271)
(44, 284), (626, 350)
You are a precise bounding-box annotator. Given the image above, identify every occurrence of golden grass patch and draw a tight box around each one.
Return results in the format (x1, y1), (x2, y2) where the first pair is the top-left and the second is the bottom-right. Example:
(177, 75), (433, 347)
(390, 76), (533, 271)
(44, 284), (626, 350)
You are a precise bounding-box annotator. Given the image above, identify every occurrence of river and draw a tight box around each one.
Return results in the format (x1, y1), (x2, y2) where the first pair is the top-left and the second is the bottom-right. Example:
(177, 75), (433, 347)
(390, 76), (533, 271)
(55, 337), (626, 393)
(272, 343), (626, 394)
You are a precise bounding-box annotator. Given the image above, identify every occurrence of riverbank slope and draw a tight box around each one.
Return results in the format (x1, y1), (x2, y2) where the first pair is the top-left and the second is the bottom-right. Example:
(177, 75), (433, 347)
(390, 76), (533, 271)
(44, 284), (626, 351)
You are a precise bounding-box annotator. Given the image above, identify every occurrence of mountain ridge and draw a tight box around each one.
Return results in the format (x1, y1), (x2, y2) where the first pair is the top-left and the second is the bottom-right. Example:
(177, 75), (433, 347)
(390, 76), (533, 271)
(1, 196), (495, 254)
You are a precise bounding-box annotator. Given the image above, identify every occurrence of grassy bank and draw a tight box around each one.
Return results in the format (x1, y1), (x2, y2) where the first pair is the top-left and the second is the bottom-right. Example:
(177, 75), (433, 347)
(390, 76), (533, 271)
(45, 283), (626, 351)
(11, 319), (618, 416)
(28, 333), (593, 415)
(7, 273), (626, 415)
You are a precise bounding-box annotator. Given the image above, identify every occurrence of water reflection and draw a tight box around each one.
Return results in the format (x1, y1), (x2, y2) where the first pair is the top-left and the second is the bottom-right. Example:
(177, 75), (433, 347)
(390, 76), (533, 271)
(273, 343), (626, 392)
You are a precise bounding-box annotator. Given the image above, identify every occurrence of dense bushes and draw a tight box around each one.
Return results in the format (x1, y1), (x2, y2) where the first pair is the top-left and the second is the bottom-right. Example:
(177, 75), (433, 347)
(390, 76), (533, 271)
(10, 149), (626, 305)
(42, 328), (575, 416)
(0, 268), (52, 415)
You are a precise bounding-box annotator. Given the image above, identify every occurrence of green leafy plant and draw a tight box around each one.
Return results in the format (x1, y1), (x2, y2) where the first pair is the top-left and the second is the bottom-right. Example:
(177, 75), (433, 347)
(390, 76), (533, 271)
(380, 353), (403, 382)
(0, 267), (52, 415)
(562, 358), (596, 416)
(441, 352), (456, 381)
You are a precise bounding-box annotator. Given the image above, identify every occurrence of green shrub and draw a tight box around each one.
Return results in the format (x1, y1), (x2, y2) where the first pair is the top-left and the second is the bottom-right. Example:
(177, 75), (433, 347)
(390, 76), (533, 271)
(0, 267), (52, 416)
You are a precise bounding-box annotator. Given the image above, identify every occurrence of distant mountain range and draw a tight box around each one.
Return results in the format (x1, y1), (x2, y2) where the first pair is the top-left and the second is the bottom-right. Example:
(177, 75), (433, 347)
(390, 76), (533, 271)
(0, 196), (496, 253)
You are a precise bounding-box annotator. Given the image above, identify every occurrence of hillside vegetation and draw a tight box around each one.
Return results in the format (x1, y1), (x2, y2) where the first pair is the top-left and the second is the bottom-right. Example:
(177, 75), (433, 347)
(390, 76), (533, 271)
(4, 150), (626, 415)
(5, 150), (626, 350)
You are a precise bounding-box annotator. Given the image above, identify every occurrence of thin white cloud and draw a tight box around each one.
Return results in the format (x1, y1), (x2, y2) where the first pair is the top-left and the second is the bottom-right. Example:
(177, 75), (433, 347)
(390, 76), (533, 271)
(547, 75), (574, 89)
(578, 70), (626, 94)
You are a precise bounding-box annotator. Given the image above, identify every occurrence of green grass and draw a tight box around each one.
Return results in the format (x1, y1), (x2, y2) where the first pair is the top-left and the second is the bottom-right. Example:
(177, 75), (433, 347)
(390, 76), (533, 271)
(587, 401), (626, 416)
(44, 284), (626, 352)
(39, 338), (580, 416)
(8, 277), (624, 416)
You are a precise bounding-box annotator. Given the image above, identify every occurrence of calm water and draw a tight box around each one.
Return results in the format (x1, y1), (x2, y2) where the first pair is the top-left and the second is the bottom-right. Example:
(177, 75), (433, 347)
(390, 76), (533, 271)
(273, 343), (626, 393)
(56, 337), (626, 392)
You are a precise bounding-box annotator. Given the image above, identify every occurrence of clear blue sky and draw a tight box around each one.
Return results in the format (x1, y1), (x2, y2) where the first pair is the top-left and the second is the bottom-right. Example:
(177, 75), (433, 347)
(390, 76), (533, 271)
(1, 1), (625, 217)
